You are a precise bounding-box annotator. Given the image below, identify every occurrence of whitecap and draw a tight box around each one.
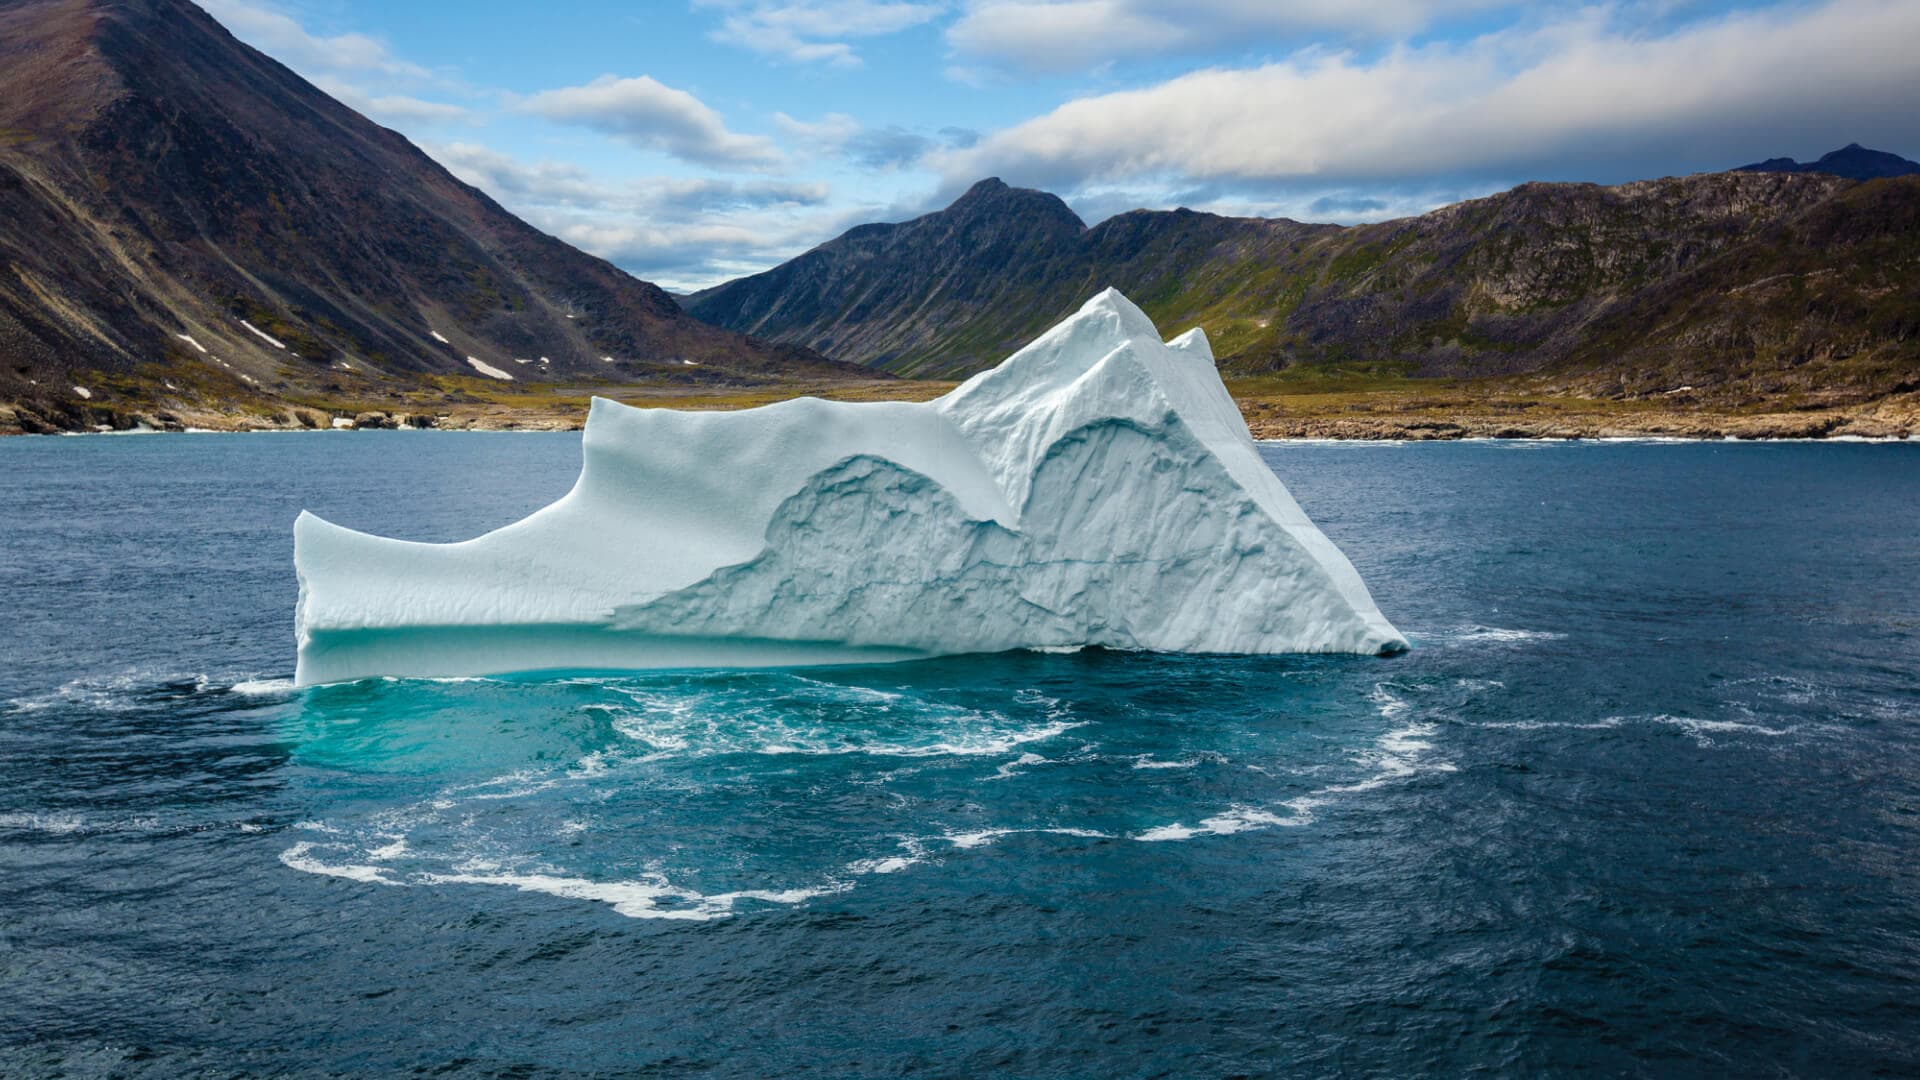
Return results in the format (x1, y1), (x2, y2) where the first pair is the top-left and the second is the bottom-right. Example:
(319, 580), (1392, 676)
(989, 752), (1049, 780)
(279, 841), (397, 884)
(1440, 625), (1568, 645)
(846, 855), (921, 875)
(417, 869), (844, 921)
(1135, 806), (1308, 842)
(1647, 714), (1799, 746)
(0, 811), (89, 835)
(940, 826), (1110, 850)
(1130, 752), (1225, 770)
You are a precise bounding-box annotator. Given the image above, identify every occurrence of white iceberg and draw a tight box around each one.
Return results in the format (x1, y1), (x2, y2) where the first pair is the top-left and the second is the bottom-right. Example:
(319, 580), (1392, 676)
(293, 290), (1406, 686)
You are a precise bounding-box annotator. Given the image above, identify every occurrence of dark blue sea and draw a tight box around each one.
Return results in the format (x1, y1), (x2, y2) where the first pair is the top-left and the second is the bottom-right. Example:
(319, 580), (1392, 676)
(3, 433), (1918, 1077)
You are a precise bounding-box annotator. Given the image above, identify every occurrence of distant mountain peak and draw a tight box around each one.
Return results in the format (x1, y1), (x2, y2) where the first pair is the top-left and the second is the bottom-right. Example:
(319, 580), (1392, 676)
(1736, 144), (1920, 181)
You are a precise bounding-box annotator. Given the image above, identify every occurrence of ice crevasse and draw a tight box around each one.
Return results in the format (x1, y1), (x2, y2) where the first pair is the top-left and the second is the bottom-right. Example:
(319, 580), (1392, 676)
(293, 289), (1407, 685)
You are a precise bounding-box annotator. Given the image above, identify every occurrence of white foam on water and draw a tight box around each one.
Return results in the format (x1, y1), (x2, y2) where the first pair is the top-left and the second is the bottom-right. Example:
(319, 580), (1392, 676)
(1473, 717), (1626, 731)
(941, 826), (1111, 850)
(230, 677), (297, 697)
(1473, 711), (1817, 744)
(1644, 714), (1800, 746)
(846, 855), (920, 875)
(426, 869), (845, 921)
(989, 752), (1049, 780)
(600, 679), (1083, 762)
(454, 768), (563, 801)
(1369, 684), (1411, 720)
(1135, 681), (1456, 843)
(1131, 753), (1225, 770)
(569, 751), (613, 778)
(5, 670), (216, 713)
(1440, 625), (1569, 645)
(0, 811), (89, 835)
(282, 836), (851, 921)
(280, 841), (398, 884)
(866, 718), (1085, 759)
(1137, 806), (1311, 842)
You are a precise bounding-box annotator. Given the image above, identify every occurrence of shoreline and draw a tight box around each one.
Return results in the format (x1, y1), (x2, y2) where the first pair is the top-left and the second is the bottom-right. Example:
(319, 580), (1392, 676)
(7, 421), (1916, 444)
(6, 386), (1917, 443)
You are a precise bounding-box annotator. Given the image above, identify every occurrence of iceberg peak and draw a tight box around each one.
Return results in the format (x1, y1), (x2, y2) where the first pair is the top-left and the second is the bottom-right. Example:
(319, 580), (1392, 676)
(293, 291), (1406, 685)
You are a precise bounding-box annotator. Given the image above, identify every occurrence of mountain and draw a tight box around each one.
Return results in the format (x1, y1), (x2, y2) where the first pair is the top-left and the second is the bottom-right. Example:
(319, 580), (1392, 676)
(0, 0), (853, 432)
(683, 179), (1094, 375)
(1737, 143), (1920, 181)
(685, 168), (1920, 404)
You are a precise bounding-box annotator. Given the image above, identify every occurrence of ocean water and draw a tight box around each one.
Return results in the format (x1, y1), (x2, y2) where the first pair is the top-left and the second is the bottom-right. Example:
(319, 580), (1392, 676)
(2, 433), (1918, 1077)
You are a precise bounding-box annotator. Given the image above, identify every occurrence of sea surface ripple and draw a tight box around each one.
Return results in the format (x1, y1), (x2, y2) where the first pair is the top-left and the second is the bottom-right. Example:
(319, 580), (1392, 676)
(2, 433), (1918, 1076)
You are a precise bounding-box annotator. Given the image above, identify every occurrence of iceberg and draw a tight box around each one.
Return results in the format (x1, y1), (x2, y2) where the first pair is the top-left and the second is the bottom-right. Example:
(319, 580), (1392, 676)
(293, 290), (1406, 686)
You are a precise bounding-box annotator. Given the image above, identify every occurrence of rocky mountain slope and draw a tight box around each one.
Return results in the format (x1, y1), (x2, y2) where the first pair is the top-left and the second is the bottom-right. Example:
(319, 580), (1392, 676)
(685, 162), (1920, 408)
(0, 0), (853, 433)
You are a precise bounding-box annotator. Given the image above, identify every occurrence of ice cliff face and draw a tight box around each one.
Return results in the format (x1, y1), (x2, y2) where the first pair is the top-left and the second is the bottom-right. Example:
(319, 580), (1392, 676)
(294, 290), (1406, 685)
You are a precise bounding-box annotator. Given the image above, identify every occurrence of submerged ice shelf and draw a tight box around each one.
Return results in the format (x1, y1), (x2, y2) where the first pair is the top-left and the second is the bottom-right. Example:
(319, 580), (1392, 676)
(293, 290), (1406, 685)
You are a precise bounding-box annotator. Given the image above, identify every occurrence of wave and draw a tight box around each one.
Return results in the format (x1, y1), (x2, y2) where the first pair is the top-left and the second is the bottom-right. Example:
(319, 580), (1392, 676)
(1428, 624), (1569, 646)
(596, 677), (1085, 762)
(5, 669), (299, 714)
(1135, 806), (1308, 842)
(1131, 681), (1456, 843)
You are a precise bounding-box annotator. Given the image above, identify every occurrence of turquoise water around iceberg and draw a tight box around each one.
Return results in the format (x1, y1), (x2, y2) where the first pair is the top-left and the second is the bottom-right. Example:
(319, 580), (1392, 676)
(2, 433), (1918, 1075)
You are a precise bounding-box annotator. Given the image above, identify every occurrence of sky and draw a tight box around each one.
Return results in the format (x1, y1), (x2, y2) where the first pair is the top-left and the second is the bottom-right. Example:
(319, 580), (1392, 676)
(198, 0), (1920, 292)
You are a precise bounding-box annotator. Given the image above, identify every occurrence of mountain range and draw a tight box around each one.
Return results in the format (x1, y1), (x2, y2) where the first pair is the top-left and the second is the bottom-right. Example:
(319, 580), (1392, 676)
(1736, 143), (1920, 181)
(686, 154), (1920, 409)
(1, 0), (1915, 436)
(0, 0), (854, 433)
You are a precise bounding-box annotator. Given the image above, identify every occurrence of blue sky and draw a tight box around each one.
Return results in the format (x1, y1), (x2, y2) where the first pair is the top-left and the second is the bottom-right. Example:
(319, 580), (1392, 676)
(199, 0), (1920, 291)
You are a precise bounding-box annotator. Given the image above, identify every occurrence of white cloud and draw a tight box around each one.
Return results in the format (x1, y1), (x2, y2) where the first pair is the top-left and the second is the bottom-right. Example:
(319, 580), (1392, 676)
(199, 0), (432, 79)
(696, 0), (947, 66)
(425, 142), (843, 290)
(431, 142), (829, 213)
(946, 0), (1499, 72)
(936, 0), (1920, 190)
(314, 79), (473, 126)
(776, 112), (951, 167)
(521, 75), (784, 169)
(775, 111), (866, 149)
